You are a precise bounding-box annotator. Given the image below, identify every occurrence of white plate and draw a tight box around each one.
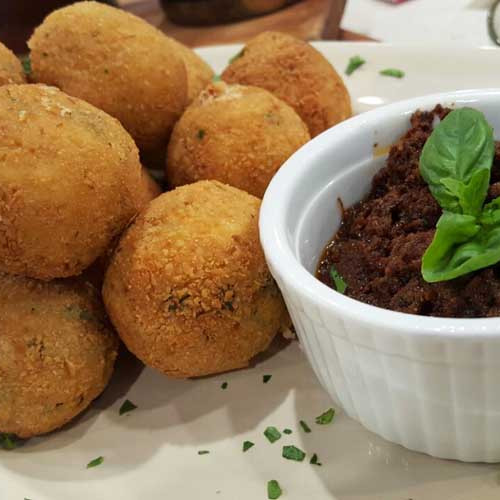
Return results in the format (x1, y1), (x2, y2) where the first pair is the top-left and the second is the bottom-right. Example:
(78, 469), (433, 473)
(3, 42), (500, 500)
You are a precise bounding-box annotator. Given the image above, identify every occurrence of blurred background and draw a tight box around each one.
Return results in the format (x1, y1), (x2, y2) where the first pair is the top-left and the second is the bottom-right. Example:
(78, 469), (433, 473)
(1, 0), (498, 54)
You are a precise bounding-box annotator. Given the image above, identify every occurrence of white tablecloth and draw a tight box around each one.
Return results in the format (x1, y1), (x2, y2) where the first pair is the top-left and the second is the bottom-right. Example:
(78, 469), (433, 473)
(341, 0), (497, 46)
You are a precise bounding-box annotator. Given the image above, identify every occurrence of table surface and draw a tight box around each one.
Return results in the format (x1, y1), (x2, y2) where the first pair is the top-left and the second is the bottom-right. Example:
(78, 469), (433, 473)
(118, 0), (373, 47)
(1, 0), (370, 54)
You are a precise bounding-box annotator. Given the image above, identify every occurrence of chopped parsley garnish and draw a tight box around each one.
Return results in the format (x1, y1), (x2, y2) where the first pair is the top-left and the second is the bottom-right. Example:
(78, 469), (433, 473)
(119, 399), (137, 415)
(345, 55), (365, 75)
(229, 48), (245, 64)
(263, 374), (272, 384)
(198, 450), (210, 455)
(197, 129), (206, 139)
(86, 456), (104, 469)
(264, 426), (281, 443)
(310, 453), (322, 466)
(221, 382), (228, 389)
(380, 68), (405, 78)
(0, 433), (19, 450)
(243, 440), (254, 452)
(282, 445), (306, 462)
(329, 265), (347, 293)
(212, 74), (221, 82)
(299, 420), (311, 433)
(315, 408), (335, 425)
(267, 479), (282, 499)
(283, 428), (292, 435)
(21, 56), (31, 76)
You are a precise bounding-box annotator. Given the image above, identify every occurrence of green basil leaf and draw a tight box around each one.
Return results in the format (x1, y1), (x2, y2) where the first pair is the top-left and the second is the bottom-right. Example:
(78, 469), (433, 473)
(440, 168), (491, 216)
(419, 108), (494, 215)
(421, 211), (499, 282)
(480, 197), (500, 225)
(440, 224), (500, 281)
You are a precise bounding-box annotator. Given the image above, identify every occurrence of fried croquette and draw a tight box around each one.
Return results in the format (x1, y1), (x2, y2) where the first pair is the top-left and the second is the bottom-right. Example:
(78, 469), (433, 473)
(222, 31), (351, 137)
(0, 42), (25, 86)
(166, 82), (310, 198)
(0, 84), (141, 280)
(28, 1), (187, 157)
(103, 181), (289, 378)
(169, 39), (214, 104)
(81, 167), (163, 288)
(0, 273), (118, 439)
(136, 167), (163, 211)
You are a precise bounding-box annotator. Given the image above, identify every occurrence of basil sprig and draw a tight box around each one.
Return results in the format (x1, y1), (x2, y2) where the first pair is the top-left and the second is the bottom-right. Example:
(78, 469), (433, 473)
(420, 107), (500, 282)
(420, 108), (494, 216)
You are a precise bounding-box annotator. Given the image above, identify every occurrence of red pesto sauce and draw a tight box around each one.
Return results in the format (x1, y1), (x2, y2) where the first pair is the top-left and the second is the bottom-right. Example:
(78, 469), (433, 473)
(316, 105), (500, 318)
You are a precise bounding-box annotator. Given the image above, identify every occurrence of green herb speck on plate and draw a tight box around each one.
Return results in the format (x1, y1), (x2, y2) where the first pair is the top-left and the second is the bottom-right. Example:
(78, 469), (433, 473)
(243, 440), (254, 452)
(315, 408), (335, 425)
(299, 420), (311, 433)
(0, 433), (19, 450)
(345, 55), (365, 75)
(86, 456), (104, 469)
(282, 445), (306, 462)
(267, 479), (282, 499)
(21, 56), (31, 76)
(119, 399), (137, 416)
(379, 68), (405, 78)
(264, 426), (282, 443)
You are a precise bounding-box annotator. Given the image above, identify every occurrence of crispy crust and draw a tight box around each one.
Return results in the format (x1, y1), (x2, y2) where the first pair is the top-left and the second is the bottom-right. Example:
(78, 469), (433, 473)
(0, 273), (118, 438)
(0, 42), (25, 86)
(28, 1), (187, 155)
(166, 82), (310, 197)
(103, 180), (289, 377)
(169, 39), (214, 104)
(0, 84), (141, 280)
(222, 31), (351, 137)
(136, 167), (163, 212)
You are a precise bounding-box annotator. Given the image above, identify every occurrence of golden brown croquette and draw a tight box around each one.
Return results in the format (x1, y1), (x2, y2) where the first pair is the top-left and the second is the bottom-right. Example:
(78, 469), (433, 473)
(82, 166), (163, 289)
(0, 41), (25, 86)
(103, 181), (289, 378)
(0, 273), (118, 438)
(136, 167), (163, 212)
(0, 84), (141, 280)
(222, 31), (351, 137)
(166, 82), (310, 198)
(28, 1), (188, 157)
(169, 39), (214, 104)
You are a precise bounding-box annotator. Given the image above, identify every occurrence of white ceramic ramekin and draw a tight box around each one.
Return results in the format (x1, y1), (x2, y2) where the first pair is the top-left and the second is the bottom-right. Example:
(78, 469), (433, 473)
(260, 89), (500, 462)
